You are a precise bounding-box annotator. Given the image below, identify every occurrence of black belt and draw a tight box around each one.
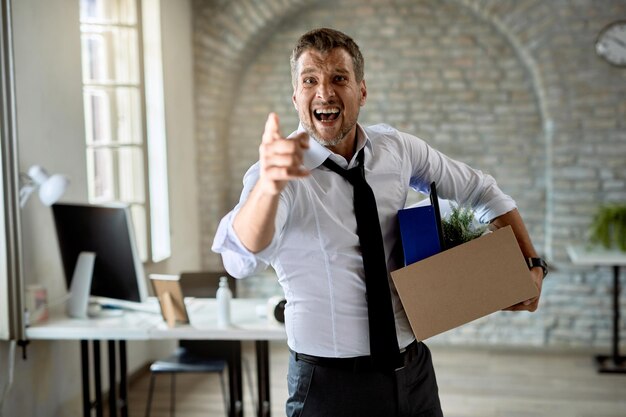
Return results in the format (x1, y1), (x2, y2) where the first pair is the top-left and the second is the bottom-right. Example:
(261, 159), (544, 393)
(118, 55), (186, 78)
(292, 340), (420, 372)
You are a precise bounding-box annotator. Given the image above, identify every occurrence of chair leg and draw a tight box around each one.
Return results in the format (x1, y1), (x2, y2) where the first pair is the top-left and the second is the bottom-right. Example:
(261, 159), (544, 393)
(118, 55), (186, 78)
(145, 374), (156, 417)
(170, 373), (176, 417)
(219, 371), (229, 417)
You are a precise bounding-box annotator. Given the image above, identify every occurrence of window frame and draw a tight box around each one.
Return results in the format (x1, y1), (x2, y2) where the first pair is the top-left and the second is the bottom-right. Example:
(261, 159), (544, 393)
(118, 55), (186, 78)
(1, 0), (24, 341)
(78, 0), (170, 263)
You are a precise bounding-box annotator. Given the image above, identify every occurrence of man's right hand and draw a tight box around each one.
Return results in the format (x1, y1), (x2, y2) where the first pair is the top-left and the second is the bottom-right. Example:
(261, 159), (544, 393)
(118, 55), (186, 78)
(232, 113), (309, 253)
(258, 112), (310, 195)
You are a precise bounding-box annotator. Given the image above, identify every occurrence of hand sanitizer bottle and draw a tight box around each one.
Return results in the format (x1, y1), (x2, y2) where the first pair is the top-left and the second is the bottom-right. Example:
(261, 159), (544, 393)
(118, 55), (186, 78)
(216, 276), (232, 327)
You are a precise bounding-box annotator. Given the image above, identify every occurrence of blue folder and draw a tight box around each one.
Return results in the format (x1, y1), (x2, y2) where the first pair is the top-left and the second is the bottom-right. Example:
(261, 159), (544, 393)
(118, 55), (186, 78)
(398, 182), (444, 266)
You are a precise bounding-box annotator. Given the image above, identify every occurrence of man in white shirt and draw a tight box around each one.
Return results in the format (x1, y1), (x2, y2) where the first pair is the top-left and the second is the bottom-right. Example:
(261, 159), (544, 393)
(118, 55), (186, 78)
(213, 28), (544, 417)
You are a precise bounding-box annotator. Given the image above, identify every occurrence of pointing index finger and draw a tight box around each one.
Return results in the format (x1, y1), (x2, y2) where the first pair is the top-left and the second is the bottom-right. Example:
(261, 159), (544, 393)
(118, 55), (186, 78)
(262, 112), (282, 144)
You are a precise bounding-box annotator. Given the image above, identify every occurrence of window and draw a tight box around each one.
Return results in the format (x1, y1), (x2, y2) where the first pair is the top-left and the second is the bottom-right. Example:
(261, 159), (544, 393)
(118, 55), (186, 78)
(79, 0), (170, 262)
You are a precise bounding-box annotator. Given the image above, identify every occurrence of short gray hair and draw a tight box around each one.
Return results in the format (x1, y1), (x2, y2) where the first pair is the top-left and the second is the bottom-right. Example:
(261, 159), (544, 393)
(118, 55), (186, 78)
(290, 28), (364, 87)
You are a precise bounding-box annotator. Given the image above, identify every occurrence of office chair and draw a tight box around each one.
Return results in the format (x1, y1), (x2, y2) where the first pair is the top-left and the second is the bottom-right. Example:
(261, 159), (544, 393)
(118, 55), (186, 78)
(144, 272), (243, 417)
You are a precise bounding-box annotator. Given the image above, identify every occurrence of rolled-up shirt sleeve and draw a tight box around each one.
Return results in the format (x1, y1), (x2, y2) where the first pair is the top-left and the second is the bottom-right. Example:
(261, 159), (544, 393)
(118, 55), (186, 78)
(402, 131), (517, 224)
(211, 163), (289, 278)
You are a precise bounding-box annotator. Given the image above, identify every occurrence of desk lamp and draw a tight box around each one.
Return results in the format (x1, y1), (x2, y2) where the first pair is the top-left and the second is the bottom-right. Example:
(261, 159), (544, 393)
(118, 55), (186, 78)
(19, 165), (69, 207)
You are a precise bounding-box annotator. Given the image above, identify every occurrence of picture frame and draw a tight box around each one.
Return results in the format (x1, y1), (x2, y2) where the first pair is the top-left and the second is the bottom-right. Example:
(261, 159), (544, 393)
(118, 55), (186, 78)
(149, 274), (190, 327)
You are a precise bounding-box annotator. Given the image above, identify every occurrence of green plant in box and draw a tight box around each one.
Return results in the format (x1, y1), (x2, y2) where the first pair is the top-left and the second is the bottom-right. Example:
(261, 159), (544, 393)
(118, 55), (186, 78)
(588, 204), (626, 251)
(441, 204), (488, 249)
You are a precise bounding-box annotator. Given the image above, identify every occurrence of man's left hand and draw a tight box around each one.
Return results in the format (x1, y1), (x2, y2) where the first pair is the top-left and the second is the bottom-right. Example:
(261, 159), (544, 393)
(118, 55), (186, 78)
(503, 267), (543, 312)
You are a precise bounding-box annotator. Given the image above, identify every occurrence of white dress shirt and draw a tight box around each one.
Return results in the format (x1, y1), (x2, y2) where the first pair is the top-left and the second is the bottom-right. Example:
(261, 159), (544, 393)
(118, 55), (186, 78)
(212, 123), (516, 358)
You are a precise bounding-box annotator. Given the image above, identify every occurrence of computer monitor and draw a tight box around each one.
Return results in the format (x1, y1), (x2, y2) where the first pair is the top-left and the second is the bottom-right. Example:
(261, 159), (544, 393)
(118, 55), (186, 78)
(52, 203), (149, 313)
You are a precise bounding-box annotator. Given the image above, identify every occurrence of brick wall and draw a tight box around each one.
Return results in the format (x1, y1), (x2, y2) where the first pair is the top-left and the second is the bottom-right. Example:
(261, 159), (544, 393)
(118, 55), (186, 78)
(193, 0), (626, 349)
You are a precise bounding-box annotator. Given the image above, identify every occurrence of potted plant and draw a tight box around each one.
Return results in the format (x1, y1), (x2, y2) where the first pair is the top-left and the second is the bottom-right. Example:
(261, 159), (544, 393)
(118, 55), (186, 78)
(588, 204), (626, 251)
(441, 204), (488, 249)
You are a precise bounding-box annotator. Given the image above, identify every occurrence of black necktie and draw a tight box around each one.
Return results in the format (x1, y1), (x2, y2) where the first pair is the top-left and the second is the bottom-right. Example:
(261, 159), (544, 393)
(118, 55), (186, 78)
(323, 148), (401, 370)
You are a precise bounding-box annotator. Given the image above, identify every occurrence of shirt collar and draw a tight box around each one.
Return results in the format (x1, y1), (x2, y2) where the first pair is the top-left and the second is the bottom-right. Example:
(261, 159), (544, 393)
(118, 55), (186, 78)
(293, 123), (372, 170)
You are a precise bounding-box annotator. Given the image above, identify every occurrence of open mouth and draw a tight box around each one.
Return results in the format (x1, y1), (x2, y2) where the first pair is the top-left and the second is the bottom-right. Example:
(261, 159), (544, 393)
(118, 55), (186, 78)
(313, 107), (340, 122)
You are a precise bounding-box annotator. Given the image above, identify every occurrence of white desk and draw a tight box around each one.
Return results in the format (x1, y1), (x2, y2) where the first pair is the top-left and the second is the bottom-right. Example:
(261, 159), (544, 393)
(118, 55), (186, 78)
(26, 298), (287, 417)
(25, 311), (159, 340)
(152, 298), (286, 340)
(567, 245), (626, 373)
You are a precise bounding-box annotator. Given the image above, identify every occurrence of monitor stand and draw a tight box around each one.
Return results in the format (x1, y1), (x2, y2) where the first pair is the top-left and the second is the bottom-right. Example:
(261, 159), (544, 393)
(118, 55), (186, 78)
(66, 251), (96, 318)
(65, 252), (158, 318)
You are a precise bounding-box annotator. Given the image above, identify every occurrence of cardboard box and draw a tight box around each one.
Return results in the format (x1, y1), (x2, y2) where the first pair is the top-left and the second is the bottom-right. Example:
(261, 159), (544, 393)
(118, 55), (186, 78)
(391, 226), (538, 341)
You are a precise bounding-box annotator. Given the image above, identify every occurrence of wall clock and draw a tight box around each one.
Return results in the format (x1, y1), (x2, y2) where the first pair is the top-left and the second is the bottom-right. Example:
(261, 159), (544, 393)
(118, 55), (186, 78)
(595, 21), (626, 66)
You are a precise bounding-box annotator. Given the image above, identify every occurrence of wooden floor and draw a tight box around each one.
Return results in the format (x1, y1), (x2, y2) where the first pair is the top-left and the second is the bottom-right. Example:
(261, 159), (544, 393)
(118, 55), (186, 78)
(128, 341), (626, 417)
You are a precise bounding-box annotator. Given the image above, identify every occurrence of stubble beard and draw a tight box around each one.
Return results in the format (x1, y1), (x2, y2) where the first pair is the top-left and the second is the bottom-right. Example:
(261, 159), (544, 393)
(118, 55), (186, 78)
(301, 109), (360, 148)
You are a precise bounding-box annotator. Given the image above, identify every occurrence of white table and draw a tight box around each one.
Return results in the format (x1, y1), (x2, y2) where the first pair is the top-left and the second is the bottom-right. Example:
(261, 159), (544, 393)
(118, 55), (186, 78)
(567, 245), (626, 373)
(26, 298), (286, 417)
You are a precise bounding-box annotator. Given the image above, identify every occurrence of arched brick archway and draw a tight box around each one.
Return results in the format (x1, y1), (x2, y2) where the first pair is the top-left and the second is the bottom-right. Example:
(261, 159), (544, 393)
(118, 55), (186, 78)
(194, 0), (626, 349)
(193, 0), (311, 266)
(195, 0), (556, 270)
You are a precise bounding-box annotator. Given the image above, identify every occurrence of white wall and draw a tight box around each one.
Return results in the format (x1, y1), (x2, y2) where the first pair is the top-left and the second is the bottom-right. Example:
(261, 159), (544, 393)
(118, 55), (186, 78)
(0, 0), (197, 415)
(145, 0), (200, 277)
(6, 0), (87, 414)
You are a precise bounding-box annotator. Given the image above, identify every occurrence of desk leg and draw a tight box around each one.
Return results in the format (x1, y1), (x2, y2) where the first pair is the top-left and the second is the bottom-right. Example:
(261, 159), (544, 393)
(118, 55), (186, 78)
(227, 342), (243, 417)
(595, 265), (626, 373)
(119, 341), (128, 417)
(79, 340), (126, 416)
(108, 341), (117, 417)
(81, 340), (91, 417)
(93, 341), (103, 417)
(255, 341), (271, 417)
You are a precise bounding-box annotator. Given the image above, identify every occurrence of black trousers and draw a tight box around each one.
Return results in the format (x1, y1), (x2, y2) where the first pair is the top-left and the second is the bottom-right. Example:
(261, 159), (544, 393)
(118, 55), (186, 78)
(286, 342), (443, 417)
